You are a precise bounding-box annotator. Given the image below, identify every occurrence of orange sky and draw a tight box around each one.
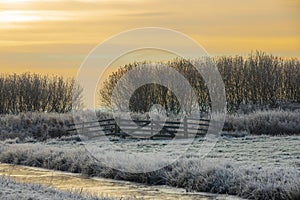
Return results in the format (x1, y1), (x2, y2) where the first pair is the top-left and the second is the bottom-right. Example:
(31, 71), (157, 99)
(0, 0), (299, 77)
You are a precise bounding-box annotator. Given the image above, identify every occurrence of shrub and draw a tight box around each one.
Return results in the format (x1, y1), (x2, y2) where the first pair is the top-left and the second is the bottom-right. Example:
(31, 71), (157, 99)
(225, 110), (300, 135)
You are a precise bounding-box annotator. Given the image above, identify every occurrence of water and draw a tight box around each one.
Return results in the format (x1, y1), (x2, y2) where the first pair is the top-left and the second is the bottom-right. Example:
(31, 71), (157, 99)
(0, 163), (242, 200)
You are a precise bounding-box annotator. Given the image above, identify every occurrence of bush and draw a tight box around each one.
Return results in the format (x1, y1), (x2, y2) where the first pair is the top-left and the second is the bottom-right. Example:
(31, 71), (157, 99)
(0, 112), (74, 141)
(225, 110), (300, 135)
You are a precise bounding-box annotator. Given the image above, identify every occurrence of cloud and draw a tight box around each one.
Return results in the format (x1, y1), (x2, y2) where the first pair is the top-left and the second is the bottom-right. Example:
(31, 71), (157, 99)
(119, 11), (168, 17)
(0, 10), (71, 23)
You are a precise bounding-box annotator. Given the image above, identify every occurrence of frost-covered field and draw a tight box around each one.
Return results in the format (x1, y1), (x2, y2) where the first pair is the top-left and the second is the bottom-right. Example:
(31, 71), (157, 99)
(0, 135), (299, 199)
(207, 136), (299, 169)
(11, 135), (296, 170)
(98, 135), (300, 170)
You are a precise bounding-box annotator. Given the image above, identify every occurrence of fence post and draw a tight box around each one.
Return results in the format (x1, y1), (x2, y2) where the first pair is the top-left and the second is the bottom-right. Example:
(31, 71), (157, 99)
(184, 116), (188, 138)
(150, 119), (153, 136)
(115, 118), (119, 135)
(81, 121), (85, 135)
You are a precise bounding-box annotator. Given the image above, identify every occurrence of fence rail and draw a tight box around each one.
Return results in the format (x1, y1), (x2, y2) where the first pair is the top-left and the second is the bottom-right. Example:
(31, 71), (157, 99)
(67, 116), (210, 139)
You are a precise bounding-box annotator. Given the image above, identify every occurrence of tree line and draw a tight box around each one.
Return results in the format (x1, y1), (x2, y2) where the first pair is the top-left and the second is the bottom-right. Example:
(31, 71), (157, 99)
(99, 52), (300, 113)
(0, 73), (82, 114)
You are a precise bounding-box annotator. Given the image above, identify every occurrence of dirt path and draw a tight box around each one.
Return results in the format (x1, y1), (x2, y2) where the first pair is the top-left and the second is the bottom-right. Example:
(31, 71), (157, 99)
(0, 163), (241, 200)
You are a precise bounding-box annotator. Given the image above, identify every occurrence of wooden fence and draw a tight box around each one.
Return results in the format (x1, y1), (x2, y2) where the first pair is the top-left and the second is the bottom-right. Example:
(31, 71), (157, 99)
(67, 117), (210, 139)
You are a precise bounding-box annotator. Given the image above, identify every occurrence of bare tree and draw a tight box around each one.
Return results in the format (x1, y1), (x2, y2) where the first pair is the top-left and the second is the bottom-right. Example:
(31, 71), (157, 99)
(99, 52), (300, 113)
(0, 73), (83, 114)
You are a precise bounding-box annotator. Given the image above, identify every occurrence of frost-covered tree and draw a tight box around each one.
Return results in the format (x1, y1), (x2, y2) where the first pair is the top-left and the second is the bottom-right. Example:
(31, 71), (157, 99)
(99, 52), (300, 113)
(0, 73), (82, 114)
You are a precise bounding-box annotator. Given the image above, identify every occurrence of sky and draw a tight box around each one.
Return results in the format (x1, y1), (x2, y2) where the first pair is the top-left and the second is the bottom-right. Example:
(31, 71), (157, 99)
(0, 0), (299, 77)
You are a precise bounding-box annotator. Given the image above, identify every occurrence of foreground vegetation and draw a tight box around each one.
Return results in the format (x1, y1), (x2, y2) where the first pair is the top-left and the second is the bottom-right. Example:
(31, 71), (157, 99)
(0, 176), (119, 200)
(0, 142), (299, 200)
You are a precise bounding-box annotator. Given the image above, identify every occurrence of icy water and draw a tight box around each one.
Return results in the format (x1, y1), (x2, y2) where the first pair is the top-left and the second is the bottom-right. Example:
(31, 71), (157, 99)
(0, 163), (242, 200)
